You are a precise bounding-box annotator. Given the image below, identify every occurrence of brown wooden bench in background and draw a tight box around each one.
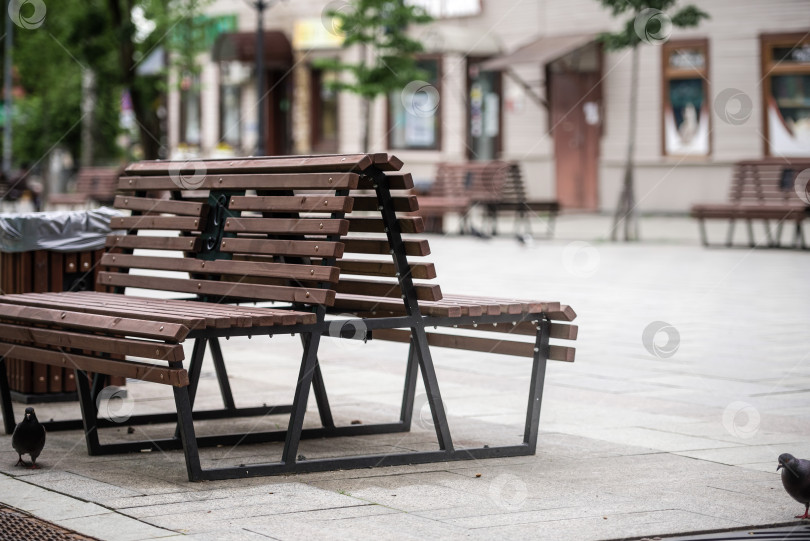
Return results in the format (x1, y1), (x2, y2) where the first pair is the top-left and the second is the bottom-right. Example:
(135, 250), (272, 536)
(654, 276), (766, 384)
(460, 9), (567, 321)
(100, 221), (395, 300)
(47, 166), (123, 208)
(415, 161), (558, 238)
(0, 153), (577, 481)
(690, 158), (810, 248)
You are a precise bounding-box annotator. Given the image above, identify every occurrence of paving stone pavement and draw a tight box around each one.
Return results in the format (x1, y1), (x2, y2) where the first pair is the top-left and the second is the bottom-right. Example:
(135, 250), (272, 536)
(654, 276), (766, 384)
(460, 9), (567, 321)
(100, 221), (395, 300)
(0, 215), (808, 540)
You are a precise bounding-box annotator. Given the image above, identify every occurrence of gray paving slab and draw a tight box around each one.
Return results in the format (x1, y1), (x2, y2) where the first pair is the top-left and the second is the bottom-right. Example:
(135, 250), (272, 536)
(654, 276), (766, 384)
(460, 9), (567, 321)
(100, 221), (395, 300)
(0, 216), (808, 540)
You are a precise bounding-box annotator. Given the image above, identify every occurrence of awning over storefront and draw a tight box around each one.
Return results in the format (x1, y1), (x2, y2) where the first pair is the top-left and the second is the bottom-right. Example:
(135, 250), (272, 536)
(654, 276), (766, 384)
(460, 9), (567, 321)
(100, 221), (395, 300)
(212, 31), (293, 69)
(479, 32), (598, 70)
(418, 25), (502, 56)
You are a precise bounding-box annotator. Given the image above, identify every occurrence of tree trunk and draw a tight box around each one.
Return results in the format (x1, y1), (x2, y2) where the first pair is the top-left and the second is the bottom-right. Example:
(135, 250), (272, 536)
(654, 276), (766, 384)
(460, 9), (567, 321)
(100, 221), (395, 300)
(361, 97), (373, 152)
(80, 68), (96, 167)
(611, 44), (640, 242)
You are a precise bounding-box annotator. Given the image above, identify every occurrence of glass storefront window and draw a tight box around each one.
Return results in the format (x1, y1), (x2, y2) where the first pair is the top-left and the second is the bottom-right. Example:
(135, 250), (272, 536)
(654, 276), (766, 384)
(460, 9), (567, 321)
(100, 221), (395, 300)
(467, 64), (501, 161)
(763, 34), (810, 157)
(662, 40), (709, 156)
(389, 58), (441, 150)
(179, 74), (201, 146)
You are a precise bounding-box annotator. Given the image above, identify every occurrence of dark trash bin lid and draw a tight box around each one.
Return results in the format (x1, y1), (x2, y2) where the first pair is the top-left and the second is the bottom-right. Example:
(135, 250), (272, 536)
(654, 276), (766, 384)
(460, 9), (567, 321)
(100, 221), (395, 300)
(0, 207), (122, 253)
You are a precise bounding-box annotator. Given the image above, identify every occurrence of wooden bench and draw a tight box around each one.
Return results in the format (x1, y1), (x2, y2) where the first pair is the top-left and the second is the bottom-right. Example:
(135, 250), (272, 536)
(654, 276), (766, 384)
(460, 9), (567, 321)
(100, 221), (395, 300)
(0, 153), (577, 481)
(690, 159), (810, 249)
(47, 167), (123, 208)
(416, 161), (558, 238)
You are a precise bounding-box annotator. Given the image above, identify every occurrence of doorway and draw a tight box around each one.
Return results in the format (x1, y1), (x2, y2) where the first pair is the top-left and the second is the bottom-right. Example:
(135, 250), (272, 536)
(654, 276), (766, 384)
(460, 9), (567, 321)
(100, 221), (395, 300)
(262, 70), (291, 156)
(548, 44), (602, 210)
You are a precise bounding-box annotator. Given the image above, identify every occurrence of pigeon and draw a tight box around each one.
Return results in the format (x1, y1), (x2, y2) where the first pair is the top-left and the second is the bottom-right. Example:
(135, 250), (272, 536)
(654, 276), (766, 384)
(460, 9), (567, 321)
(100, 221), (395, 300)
(12, 407), (46, 469)
(778, 453), (810, 519)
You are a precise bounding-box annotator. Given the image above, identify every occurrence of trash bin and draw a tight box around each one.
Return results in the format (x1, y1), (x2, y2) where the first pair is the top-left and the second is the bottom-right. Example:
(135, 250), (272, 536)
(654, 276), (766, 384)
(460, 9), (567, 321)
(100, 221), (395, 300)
(0, 207), (124, 403)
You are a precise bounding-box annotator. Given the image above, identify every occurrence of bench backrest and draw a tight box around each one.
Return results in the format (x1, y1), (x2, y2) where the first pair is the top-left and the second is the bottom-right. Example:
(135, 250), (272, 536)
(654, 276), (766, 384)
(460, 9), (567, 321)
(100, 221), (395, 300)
(75, 167), (123, 204)
(433, 161), (529, 205)
(729, 158), (810, 206)
(102, 154), (441, 311)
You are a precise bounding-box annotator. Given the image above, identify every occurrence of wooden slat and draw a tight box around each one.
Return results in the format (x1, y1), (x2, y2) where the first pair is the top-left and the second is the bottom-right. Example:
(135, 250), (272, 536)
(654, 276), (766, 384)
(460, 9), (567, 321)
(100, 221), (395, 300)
(221, 237), (344, 258)
(119, 172), (361, 191)
(106, 235), (201, 252)
(457, 322), (578, 340)
(372, 329), (575, 361)
(356, 173), (414, 190)
(351, 195), (419, 212)
(343, 238), (430, 256)
(0, 323), (184, 362)
(442, 294), (561, 315)
(101, 253), (340, 283)
(98, 272), (336, 306)
(113, 196), (205, 216)
(333, 294), (461, 317)
(0, 303), (189, 341)
(112, 216), (203, 231)
(224, 217), (349, 235)
(333, 259), (437, 279)
(124, 155), (374, 175)
(334, 279), (442, 302)
(228, 195), (354, 213)
(0, 343), (188, 386)
(347, 217), (425, 234)
(547, 305), (577, 322)
(0, 293), (212, 329)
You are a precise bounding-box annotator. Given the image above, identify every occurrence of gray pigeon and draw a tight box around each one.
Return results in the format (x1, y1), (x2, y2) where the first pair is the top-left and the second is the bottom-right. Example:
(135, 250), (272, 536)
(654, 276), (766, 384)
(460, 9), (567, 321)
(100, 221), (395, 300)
(778, 453), (810, 519)
(12, 407), (46, 469)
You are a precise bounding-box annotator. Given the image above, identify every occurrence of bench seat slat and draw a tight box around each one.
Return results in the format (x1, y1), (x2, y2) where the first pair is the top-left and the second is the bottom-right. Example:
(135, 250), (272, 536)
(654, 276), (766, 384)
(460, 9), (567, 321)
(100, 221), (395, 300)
(333, 279), (442, 302)
(457, 322), (578, 340)
(98, 272), (336, 306)
(0, 293), (223, 328)
(331, 259), (437, 279)
(0, 342), (188, 386)
(119, 172), (360, 191)
(343, 237), (430, 256)
(347, 217), (425, 234)
(333, 294), (462, 317)
(74, 292), (316, 326)
(106, 235), (201, 252)
(356, 173), (414, 190)
(224, 217), (350, 235)
(371, 329), (575, 362)
(101, 253), (340, 283)
(0, 322), (184, 361)
(124, 155), (375, 175)
(0, 303), (189, 341)
(351, 196), (419, 212)
(228, 195), (354, 213)
(113, 196), (205, 216)
(112, 216), (203, 231)
(221, 237), (344, 258)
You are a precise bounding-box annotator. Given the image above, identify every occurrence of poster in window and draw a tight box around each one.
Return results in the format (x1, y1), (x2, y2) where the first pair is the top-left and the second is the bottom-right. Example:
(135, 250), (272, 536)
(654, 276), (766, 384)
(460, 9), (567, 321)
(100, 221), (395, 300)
(768, 74), (810, 156)
(664, 78), (709, 155)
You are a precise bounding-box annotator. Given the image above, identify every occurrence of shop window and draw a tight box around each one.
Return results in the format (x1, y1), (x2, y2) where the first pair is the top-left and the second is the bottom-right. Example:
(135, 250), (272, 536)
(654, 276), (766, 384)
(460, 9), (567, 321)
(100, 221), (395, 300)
(406, 0), (481, 18)
(218, 63), (243, 150)
(467, 61), (501, 160)
(762, 33), (810, 157)
(662, 39), (709, 156)
(389, 58), (441, 150)
(311, 69), (338, 153)
(179, 74), (201, 147)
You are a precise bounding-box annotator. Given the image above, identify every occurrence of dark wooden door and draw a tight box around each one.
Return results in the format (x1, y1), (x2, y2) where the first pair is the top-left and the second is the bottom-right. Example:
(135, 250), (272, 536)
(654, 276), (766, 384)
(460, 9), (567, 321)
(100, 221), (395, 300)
(263, 70), (291, 156)
(550, 71), (601, 210)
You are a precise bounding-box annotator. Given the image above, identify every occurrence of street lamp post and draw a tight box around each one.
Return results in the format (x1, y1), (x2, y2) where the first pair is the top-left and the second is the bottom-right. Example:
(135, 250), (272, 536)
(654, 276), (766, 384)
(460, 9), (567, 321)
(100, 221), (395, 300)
(254, 0), (266, 156)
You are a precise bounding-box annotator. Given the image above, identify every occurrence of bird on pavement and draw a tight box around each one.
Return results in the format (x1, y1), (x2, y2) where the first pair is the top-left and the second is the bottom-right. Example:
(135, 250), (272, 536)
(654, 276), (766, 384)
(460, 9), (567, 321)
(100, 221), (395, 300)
(778, 453), (810, 519)
(12, 407), (46, 469)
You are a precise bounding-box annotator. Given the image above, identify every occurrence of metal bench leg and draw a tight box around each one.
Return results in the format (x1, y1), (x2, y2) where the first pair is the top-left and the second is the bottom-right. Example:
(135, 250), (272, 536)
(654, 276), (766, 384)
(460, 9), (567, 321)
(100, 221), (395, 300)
(547, 212), (557, 239)
(186, 337), (208, 407)
(774, 220), (784, 247)
(726, 219), (736, 246)
(697, 218), (709, 247)
(762, 219), (774, 247)
(208, 337), (236, 410)
(299, 333), (334, 429)
(281, 331), (322, 465)
(0, 358), (15, 434)
(524, 318), (550, 453)
(746, 219), (756, 247)
(75, 370), (102, 455)
(172, 382), (203, 482)
(411, 325), (454, 452)
(399, 340), (419, 428)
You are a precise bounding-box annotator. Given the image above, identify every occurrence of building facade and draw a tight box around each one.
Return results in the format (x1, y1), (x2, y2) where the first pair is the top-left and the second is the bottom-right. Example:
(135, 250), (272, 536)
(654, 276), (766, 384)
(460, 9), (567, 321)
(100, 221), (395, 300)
(166, 0), (810, 212)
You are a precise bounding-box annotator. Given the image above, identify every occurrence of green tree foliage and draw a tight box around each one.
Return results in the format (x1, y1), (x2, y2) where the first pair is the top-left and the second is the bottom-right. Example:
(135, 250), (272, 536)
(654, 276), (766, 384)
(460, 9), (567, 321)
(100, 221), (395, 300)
(315, 0), (432, 150)
(596, 0), (708, 241)
(3, 0), (210, 170)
